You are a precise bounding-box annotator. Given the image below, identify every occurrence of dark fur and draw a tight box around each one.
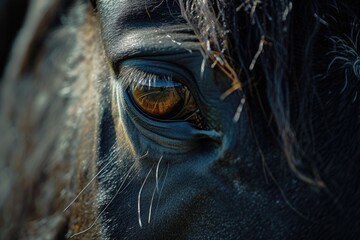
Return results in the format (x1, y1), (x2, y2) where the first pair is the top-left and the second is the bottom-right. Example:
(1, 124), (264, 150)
(1, 0), (360, 239)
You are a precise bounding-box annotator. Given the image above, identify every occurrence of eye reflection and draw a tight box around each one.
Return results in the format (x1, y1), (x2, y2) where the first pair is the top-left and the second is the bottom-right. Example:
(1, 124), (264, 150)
(129, 77), (198, 120)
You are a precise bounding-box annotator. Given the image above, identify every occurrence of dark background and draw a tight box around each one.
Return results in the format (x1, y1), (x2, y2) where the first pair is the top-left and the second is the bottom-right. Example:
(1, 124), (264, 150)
(0, 0), (29, 78)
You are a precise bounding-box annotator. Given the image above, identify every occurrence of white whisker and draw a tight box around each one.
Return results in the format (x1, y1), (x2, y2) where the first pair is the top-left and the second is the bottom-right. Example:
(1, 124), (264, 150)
(139, 151), (149, 159)
(157, 163), (169, 205)
(63, 149), (119, 212)
(148, 183), (157, 224)
(138, 163), (155, 228)
(70, 162), (136, 238)
(63, 151), (148, 213)
(153, 162), (169, 227)
(155, 156), (163, 192)
(148, 156), (163, 223)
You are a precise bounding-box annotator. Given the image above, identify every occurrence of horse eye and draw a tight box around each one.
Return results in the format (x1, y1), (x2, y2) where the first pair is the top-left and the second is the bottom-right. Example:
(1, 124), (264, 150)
(129, 77), (200, 121)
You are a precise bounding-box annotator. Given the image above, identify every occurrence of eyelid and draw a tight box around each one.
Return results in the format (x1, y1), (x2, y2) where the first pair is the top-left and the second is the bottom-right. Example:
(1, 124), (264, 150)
(118, 66), (175, 89)
(117, 59), (194, 88)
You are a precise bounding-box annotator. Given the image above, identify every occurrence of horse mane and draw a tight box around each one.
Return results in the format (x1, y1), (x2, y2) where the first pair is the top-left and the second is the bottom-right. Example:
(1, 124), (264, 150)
(182, 0), (360, 187)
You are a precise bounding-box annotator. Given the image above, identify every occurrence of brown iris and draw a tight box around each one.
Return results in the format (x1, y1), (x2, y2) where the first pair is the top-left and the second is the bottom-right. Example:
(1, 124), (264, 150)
(129, 77), (197, 120)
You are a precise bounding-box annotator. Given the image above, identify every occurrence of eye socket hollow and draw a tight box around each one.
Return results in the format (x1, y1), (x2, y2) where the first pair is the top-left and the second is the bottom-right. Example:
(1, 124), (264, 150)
(129, 77), (198, 120)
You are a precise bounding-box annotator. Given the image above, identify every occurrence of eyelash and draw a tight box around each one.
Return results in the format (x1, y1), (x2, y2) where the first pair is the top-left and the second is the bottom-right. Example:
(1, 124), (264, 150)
(118, 66), (173, 89)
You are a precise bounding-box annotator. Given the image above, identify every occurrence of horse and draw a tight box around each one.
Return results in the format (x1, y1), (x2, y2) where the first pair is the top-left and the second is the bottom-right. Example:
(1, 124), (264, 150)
(1, 0), (360, 239)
